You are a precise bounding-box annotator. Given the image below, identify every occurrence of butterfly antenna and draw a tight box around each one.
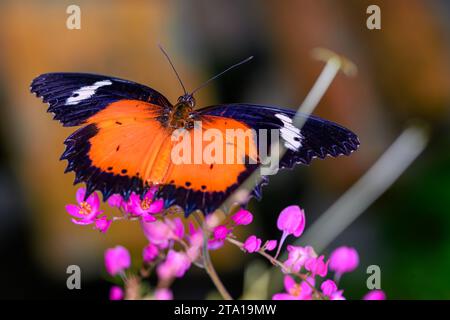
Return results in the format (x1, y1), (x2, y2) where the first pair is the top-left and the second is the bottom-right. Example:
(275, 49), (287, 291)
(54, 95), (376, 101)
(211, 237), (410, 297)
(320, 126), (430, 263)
(191, 56), (254, 95)
(158, 44), (187, 95)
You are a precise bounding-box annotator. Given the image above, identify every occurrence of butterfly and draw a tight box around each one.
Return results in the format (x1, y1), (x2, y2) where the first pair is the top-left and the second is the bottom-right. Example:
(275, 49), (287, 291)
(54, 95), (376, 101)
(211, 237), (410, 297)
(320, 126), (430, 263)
(30, 54), (359, 217)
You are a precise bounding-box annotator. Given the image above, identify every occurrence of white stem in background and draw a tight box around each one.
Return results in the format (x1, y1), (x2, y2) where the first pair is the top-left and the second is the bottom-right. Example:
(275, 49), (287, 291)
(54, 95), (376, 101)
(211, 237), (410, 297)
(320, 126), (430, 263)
(293, 56), (342, 127)
(297, 126), (429, 253)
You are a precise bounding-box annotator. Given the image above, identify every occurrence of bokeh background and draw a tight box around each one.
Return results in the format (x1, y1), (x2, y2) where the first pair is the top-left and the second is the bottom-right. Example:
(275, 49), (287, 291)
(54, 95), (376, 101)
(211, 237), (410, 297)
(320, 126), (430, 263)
(0, 0), (449, 299)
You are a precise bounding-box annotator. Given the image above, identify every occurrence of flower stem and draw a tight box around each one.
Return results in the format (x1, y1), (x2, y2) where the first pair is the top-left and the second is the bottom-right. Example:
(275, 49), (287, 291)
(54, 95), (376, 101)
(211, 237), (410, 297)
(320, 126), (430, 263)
(194, 212), (233, 300)
(274, 232), (288, 260)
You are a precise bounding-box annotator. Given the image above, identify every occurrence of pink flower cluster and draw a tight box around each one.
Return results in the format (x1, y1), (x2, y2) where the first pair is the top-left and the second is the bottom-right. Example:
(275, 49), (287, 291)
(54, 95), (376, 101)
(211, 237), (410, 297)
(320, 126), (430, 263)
(65, 187), (386, 300)
(65, 187), (164, 233)
(206, 208), (278, 254)
(266, 206), (385, 300)
(107, 188), (164, 223)
(229, 204), (385, 300)
(210, 209), (255, 249)
(100, 207), (263, 300)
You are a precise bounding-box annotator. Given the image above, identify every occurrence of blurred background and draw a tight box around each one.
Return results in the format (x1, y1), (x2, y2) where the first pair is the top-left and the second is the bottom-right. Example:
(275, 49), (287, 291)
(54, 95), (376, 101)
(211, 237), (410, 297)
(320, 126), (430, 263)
(0, 0), (449, 299)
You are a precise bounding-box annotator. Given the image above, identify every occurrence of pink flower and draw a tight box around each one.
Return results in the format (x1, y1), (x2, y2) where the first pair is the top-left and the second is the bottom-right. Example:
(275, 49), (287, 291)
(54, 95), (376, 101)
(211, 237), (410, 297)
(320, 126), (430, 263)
(321, 280), (338, 297)
(94, 216), (112, 233)
(208, 239), (225, 250)
(283, 245), (317, 273)
(363, 290), (386, 300)
(213, 225), (231, 241)
(66, 187), (103, 225)
(202, 218), (226, 250)
(186, 224), (204, 261)
(128, 188), (164, 221)
(107, 194), (124, 208)
(155, 288), (173, 300)
(305, 255), (329, 277)
(141, 213), (157, 223)
(165, 217), (185, 240)
(243, 235), (262, 253)
(331, 290), (346, 300)
(157, 250), (191, 280)
(109, 286), (124, 300)
(275, 205), (306, 258)
(329, 246), (359, 276)
(264, 240), (277, 251)
(142, 217), (185, 249)
(143, 243), (159, 263)
(205, 214), (220, 229)
(141, 220), (171, 248)
(231, 209), (253, 226)
(272, 275), (314, 300)
(277, 205), (306, 237)
(104, 246), (131, 276)
(186, 246), (201, 262)
(188, 223), (203, 248)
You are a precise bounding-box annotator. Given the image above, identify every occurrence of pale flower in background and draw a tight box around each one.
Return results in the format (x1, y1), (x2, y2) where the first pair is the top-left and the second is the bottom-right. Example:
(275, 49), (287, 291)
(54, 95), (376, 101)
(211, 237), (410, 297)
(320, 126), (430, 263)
(104, 245), (131, 276)
(109, 286), (124, 300)
(329, 246), (359, 276)
(363, 290), (386, 300)
(155, 288), (173, 300)
(305, 255), (329, 277)
(283, 245), (317, 273)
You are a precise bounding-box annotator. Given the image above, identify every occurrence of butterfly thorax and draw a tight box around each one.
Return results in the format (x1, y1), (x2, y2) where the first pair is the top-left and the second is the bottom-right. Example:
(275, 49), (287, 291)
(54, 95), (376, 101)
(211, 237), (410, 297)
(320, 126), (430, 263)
(168, 94), (196, 129)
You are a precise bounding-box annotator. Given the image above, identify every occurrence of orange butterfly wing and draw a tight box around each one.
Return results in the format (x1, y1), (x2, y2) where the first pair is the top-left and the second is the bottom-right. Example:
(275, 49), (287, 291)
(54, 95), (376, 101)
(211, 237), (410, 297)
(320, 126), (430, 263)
(62, 99), (174, 199)
(159, 115), (260, 213)
(86, 100), (173, 184)
(65, 101), (260, 214)
(164, 115), (258, 192)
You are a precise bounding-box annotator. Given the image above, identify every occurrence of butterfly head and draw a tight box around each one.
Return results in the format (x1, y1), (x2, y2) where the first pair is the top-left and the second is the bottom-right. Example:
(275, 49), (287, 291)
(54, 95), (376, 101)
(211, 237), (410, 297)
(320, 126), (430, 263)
(177, 93), (196, 108)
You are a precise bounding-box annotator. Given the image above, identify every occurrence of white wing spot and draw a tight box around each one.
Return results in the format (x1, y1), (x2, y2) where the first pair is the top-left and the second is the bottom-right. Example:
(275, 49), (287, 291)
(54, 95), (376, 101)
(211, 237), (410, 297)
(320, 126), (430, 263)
(65, 80), (112, 105)
(275, 113), (302, 151)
